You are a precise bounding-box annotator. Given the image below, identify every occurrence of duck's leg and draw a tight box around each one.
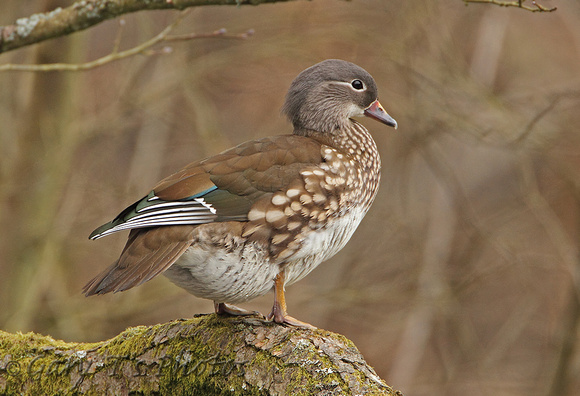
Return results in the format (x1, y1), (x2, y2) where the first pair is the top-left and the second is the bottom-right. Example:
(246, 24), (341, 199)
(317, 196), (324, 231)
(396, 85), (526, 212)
(267, 271), (316, 329)
(214, 302), (263, 318)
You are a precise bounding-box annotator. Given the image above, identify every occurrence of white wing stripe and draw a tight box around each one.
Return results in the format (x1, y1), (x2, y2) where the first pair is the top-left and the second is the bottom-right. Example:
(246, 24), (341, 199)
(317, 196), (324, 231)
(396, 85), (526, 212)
(130, 207), (211, 221)
(95, 218), (214, 238)
(194, 197), (217, 214)
(122, 217), (214, 229)
(136, 197), (217, 215)
(93, 196), (219, 239)
(127, 214), (214, 225)
(137, 201), (201, 212)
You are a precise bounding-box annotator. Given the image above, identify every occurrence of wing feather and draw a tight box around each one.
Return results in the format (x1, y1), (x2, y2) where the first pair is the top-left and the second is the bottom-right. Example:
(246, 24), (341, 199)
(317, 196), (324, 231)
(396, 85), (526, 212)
(86, 135), (326, 294)
(90, 135), (323, 240)
(84, 226), (195, 295)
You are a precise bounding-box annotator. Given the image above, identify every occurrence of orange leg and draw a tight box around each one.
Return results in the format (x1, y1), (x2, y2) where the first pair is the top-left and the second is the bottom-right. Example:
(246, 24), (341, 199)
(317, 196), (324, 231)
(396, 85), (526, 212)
(267, 271), (316, 329)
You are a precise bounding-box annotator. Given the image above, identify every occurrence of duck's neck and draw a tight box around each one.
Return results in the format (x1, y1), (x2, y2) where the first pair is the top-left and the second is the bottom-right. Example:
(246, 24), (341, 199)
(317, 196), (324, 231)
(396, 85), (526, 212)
(293, 119), (381, 173)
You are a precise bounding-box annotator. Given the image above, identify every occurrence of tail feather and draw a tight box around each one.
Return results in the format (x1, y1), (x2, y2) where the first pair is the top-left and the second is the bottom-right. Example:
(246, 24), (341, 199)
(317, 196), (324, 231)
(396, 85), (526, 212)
(84, 226), (195, 296)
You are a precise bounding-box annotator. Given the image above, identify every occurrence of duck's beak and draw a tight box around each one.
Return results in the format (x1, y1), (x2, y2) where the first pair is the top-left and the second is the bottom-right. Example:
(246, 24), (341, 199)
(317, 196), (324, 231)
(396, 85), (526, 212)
(364, 99), (398, 129)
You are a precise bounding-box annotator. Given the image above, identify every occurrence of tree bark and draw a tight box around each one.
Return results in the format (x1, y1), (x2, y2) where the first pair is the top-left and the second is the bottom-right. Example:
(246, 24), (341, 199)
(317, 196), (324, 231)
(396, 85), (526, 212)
(0, 314), (401, 395)
(0, 0), (296, 54)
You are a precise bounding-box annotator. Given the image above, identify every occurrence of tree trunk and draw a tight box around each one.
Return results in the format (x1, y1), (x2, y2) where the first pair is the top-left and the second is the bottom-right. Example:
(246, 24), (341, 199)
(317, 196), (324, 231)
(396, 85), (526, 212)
(0, 314), (401, 395)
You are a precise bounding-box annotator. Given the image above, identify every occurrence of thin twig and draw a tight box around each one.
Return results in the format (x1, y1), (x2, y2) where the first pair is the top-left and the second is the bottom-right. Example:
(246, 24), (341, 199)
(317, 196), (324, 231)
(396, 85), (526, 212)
(463, 0), (557, 12)
(0, 0), (292, 54)
(0, 12), (253, 72)
(165, 28), (255, 42)
(112, 19), (127, 54)
(511, 91), (580, 146)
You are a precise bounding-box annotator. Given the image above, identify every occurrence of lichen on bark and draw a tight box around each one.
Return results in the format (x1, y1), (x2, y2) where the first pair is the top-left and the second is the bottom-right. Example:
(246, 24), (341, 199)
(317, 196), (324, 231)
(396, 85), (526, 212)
(0, 314), (401, 395)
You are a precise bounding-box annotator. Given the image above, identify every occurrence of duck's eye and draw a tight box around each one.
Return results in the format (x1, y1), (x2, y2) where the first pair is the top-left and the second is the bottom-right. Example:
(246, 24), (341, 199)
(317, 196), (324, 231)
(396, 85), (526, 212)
(351, 79), (364, 90)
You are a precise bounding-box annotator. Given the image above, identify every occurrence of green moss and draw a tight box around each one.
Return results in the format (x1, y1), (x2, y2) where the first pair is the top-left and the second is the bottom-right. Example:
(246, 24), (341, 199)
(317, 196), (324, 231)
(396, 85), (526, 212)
(1, 316), (396, 395)
(1, 330), (99, 394)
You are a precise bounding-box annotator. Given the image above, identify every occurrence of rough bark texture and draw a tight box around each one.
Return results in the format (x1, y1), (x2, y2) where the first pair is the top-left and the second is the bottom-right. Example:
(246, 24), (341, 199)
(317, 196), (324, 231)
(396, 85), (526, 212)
(0, 0), (296, 54)
(0, 314), (401, 395)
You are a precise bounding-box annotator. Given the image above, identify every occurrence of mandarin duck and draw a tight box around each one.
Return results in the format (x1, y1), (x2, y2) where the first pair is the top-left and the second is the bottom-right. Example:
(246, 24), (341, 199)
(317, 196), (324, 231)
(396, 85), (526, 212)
(84, 59), (397, 328)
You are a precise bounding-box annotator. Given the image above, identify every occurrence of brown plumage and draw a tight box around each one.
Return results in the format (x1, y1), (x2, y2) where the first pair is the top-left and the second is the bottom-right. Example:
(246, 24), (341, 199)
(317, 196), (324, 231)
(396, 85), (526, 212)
(85, 59), (397, 328)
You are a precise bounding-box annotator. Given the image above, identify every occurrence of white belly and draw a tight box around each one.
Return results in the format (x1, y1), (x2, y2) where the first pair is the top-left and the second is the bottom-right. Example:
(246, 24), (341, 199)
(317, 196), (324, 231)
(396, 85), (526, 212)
(164, 240), (280, 303)
(163, 207), (367, 303)
(283, 206), (367, 285)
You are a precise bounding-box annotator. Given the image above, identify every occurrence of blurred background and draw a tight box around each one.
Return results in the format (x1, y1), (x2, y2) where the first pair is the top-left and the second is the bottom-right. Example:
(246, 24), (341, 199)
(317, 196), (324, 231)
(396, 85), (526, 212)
(1, 0), (578, 394)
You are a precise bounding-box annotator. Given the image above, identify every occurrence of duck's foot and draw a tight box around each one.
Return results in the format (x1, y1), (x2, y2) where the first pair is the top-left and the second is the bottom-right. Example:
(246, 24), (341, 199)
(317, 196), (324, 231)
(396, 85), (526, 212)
(267, 300), (316, 329)
(214, 302), (264, 318)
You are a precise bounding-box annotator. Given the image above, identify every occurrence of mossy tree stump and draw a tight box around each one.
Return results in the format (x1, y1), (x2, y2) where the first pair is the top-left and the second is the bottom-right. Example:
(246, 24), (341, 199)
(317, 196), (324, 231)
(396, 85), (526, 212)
(0, 314), (401, 395)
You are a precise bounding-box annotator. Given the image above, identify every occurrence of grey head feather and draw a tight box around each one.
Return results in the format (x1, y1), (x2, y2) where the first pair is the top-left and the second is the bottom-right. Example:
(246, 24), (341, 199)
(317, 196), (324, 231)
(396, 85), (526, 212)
(282, 59), (379, 134)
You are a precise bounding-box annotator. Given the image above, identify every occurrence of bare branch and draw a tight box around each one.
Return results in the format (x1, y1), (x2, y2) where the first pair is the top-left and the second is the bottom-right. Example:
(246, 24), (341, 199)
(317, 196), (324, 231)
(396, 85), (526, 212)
(463, 0), (557, 12)
(511, 91), (580, 146)
(165, 28), (255, 42)
(0, 11), (253, 72)
(0, 0), (555, 56)
(0, 0), (294, 54)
